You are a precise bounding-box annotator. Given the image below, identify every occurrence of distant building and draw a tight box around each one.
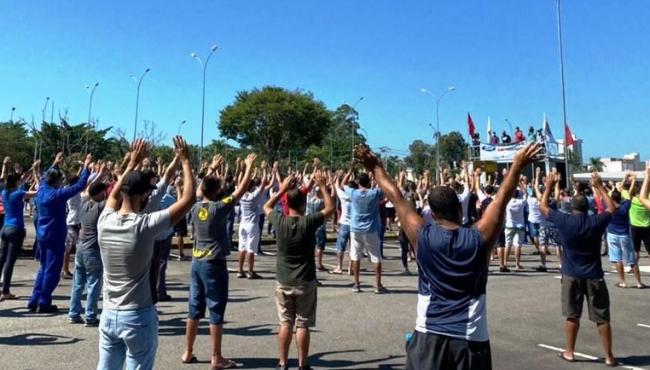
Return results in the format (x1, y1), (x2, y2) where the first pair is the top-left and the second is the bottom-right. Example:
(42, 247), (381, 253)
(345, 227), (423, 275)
(599, 153), (643, 172)
(557, 138), (583, 165)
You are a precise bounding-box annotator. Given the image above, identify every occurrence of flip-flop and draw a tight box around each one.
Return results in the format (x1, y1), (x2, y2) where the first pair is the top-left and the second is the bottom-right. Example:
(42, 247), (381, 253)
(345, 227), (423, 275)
(212, 359), (238, 369)
(328, 269), (343, 275)
(557, 352), (576, 363)
(615, 283), (627, 288)
(605, 359), (617, 367)
(637, 284), (647, 289)
(181, 355), (198, 364)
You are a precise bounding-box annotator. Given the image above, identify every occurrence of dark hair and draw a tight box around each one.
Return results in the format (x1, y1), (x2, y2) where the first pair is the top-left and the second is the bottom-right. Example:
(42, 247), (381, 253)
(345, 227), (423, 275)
(358, 173), (371, 188)
(45, 169), (64, 187)
(5, 174), (19, 193)
(88, 182), (108, 197)
(427, 186), (462, 224)
(484, 185), (496, 196)
(287, 188), (306, 212)
(67, 175), (80, 185)
(572, 195), (589, 213)
(201, 176), (221, 198)
(611, 189), (622, 203)
(347, 180), (358, 189)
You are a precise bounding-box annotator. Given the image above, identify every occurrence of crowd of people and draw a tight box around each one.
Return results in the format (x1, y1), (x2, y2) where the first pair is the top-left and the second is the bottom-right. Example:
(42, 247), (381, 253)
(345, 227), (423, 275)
(0, 137), (649, 369)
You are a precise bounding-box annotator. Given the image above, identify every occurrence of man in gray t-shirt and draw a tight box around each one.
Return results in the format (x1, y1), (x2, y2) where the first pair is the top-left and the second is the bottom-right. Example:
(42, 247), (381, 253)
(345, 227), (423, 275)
(96, 137), (195, 370)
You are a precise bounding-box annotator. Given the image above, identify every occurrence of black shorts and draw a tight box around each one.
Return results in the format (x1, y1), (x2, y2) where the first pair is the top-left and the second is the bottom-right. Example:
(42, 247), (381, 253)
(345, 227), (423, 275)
(561, 276), (610, 323)
(630, 225), (650, 254)
(406, 331), (491, 370)
(386, 207), (396, 220)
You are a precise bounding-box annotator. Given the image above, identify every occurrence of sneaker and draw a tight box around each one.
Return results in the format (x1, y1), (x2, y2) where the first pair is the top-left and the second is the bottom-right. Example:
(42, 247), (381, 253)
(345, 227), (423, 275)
(499, 266), (511, 273)
(68, 316), (83, 324)
(27, 303), (37, 313)
(85, 318), (100, 327)
(237, 272), (247, 278)
(536, 266), (548, 273)
(374, 285), (389, 294)
(247, 272), (263, 280)
(276, 364), (289, 370)
(351, 284), (361, 293)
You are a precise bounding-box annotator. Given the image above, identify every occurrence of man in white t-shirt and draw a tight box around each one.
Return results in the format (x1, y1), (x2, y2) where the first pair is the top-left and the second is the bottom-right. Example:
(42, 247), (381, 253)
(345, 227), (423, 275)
(503, 182), (528, 271)
(237, 171), (269, 279)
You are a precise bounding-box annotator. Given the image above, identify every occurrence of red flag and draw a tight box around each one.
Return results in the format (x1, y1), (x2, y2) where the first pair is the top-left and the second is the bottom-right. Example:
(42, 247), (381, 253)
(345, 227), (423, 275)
(564, 123), (575, 146)
(467, 113), (476, 137)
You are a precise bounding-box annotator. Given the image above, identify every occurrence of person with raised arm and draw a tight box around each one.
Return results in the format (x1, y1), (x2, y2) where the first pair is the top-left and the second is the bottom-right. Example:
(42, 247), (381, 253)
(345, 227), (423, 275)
(630, 165), (650, 267)
(263, 170), (334, 370)
(354, 142), (541, 370)
(539, 172), (616, 367)
(182, 153), (256, 369)
(28, 151), (92, 313)
(0, 157), (38, 301)
(97, 137), (195, 370)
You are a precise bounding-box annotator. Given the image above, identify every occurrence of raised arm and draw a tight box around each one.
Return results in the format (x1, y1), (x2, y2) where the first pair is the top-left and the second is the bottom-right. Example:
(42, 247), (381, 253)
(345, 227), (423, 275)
(107, 139), (147, 210)
(230, 153), (257, 202)
(1, 156), (10, 181)
(313, 170), (335, 218)
(475, 143), (542, 247)
(264, 174), (292, 217)
(355, 144), (423, 250)
(57, 154), (93, 201)
(639, 165), (650, 210)
(540, 174), (557, 217)
(591, 172), (615, 214)
(166, 136), (196, 226)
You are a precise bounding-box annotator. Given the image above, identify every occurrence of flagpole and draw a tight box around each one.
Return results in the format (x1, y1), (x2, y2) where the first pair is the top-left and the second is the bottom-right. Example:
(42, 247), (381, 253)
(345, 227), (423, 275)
(556, 0), (571, 187)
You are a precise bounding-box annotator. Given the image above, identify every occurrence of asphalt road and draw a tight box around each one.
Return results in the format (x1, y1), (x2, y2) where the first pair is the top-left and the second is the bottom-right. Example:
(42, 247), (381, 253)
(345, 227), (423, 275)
(1, 238), (649, 370)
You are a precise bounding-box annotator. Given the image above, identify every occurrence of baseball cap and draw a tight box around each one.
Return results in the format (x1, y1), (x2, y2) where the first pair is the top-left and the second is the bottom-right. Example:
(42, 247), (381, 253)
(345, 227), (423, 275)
(120, 171), (157, 196)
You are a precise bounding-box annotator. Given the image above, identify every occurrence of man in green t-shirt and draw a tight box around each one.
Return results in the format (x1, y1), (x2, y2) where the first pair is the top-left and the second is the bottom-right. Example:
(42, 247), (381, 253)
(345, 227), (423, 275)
(264, 171), (334, 370)
(621, 172), (650, 269)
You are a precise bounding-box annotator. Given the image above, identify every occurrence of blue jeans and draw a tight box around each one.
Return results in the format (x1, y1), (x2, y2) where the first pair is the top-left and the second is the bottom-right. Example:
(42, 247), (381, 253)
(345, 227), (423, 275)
(69, 248), (103, 321)
(189, 259), (229, 325)
(315, 226), (326, 250)
(0, 226), (25, 294)
(29, 235), (65, 307)
(97, 306), (158, 370)
(336, 224), (350, 252)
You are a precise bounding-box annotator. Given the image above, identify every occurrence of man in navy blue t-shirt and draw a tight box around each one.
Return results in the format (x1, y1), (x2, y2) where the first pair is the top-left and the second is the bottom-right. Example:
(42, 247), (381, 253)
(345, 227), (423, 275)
(540, 172), (616, 367)
(354, 142), (542, 370)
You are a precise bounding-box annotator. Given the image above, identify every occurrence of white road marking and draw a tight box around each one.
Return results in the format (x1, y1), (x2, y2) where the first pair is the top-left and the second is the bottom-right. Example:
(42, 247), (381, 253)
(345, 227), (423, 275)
(554, 275), (562, 279)
(537, 344), (646, 370)
(640, 266), (650, 273)
(637, 323), (650, 329)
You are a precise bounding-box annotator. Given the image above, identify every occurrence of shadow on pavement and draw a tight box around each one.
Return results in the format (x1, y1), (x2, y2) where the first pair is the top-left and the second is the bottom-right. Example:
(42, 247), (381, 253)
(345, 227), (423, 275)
(158, 316), (276, 338)
(0, 333), (83, 346)
(232, 350), (404, 369)
(619, 355), (650, 366)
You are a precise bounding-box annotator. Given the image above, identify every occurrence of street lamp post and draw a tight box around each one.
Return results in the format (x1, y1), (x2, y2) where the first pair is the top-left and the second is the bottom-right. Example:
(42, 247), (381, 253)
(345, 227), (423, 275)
(556, 0), (571, 186)
(504, 118), (514, 138)
(421, 86), (456, 184)
(349, 96), (364, 161)
(10, 107), (15, 122)
(177, 120), (187, 135)
(42, 97), (50, 123)
(130, 68), (151, 141)
(191, 44), (218, 163)
(84, 82), (99, 154)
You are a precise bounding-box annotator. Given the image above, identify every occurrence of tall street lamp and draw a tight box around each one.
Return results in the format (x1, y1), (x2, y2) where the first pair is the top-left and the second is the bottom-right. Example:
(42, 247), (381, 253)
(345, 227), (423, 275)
(191, 44), (218, 162)
(84, 82), (99, 153)
(10, 107), (15, 122)
(42, 97), (50, 123)
(556, 0), (571, 185)
(177, 120), (187, 135)
(421, 86), (455, 183)
(349, 96), (365, 161)
(130, 68), (151, 141)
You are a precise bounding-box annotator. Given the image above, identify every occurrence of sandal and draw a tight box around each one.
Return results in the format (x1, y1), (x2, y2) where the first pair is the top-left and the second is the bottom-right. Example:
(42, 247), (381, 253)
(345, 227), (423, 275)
(212, 359), (238, 369)
(557, 352), (576, 363)
(329, 269), (343, 275)
(181, 355), (198, 364)
(615, 282), (627, 288)
(605, 358), (617, 367)
(0, 293), (19, 301)
(637, 284), (647, 289)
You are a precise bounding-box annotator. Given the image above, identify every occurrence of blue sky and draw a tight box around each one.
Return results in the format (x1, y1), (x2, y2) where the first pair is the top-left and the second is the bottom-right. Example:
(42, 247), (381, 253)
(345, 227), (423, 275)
(1, 1), (649, 160)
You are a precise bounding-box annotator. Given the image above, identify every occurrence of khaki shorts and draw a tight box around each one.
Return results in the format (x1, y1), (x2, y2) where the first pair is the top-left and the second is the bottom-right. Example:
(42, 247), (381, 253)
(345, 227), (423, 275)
(275, 281), (317, 328)
(561, 276), (610, 323)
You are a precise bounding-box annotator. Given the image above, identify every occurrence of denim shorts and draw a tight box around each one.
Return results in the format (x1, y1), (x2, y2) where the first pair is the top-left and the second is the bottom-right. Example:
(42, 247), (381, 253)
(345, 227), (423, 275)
(188, 259), (229, 325)
(315, 226), (326, 250)
(98, 306), (158, 370)
(528, 222), (540, 238)
(336, 224), (351, 252)
(607, 233), (634, 266)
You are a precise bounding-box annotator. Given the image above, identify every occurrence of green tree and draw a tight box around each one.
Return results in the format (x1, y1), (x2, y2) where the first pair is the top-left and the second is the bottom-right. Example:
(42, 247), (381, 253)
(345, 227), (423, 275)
(588, 157), (604, 172)
(437, 131), (469, 167)
(218, 86), (332, 163)
(404, 140), (435, 174)
(0, 121), (35, 167)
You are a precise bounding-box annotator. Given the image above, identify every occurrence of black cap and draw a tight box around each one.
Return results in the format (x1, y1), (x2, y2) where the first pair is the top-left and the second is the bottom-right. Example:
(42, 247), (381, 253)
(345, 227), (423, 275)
(120, 171), (157, 196)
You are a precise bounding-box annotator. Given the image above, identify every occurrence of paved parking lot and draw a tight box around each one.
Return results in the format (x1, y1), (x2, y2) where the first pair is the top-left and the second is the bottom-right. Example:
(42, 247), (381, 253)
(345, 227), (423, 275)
(1, 239), (649, 369)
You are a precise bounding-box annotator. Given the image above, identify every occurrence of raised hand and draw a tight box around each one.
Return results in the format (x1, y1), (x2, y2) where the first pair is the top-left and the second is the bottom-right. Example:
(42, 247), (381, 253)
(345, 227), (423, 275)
(128, 139), (148, 170)
(313, 170), (327, 187)
(245, 153), (257, 168)
(512, 143), (543, 169)
(83, 153), (93, 169)
(280, 174), (295, 193)
(54, 152), (64, 165)
(3, 156), (10, 165)
(354, 144), (380, 170)
(545, 173), (558, 189)
(590, 172), (604, 188)
(173, 136), (190, 162)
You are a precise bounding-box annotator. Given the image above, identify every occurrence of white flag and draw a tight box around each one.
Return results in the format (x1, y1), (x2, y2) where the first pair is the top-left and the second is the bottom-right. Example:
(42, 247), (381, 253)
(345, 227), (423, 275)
(487, 116), (492, 138)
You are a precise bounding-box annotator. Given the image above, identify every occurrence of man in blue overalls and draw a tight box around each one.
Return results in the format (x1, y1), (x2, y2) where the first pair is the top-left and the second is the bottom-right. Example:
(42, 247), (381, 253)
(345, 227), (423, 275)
(28, 152), (91, 313)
